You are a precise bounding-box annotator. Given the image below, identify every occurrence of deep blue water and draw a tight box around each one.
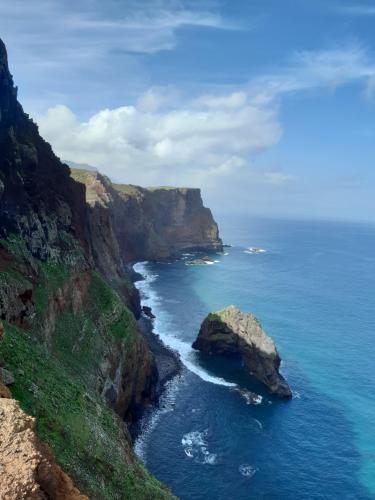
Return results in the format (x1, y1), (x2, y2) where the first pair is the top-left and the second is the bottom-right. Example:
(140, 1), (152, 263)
(134, 217), (375, 500)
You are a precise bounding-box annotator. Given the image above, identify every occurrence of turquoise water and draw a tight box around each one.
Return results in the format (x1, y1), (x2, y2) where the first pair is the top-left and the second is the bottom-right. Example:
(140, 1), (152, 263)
(134, 217), (375, 499)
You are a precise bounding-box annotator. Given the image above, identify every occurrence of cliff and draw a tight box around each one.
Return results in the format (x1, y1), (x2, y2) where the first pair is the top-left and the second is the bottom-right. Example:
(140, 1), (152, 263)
(0, 38), (173, 499)
(0, 391), (87, 499)
(192, 306), (292, 399)
(70, 169), (223, 262)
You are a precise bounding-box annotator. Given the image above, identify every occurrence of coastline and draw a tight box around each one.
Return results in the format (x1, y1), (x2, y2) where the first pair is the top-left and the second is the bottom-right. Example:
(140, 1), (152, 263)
(129, 265), (182, 441)
(138, 314), (182, 392)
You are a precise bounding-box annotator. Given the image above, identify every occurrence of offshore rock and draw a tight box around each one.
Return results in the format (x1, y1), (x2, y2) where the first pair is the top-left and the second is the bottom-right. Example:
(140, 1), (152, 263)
(192, 305), (292, 398)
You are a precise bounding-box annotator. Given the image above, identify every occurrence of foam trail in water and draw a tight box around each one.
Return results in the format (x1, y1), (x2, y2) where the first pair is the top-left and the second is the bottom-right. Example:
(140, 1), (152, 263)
(181, 429), (217, 465)
(253, 418), (263, 430)
(239, 464), (258, 478)
(134, 262), (235, 388)
(134, 376), (181, 463)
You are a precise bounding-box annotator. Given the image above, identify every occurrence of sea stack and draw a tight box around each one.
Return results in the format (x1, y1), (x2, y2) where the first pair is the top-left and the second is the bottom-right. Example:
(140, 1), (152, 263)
(192, 306), (292, 399)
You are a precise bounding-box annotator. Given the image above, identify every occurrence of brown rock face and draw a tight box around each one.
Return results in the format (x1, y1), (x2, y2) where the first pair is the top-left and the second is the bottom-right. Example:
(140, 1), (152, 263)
(0, 398), (87, 499)
(70, 170), (223, 262)
(192, 306), (292, 398)
(0, 380), (11, 398)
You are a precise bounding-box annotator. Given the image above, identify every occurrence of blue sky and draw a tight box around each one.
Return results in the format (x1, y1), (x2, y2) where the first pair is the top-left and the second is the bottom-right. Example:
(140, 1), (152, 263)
(1, 0), (375, 221)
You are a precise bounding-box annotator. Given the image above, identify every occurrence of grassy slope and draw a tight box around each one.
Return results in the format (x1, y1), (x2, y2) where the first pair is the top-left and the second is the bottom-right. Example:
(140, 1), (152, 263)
(0, 241), (173, 499)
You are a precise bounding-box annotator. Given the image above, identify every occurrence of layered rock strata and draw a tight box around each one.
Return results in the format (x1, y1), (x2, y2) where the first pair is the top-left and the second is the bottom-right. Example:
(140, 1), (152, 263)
(70, 169), (223, 262)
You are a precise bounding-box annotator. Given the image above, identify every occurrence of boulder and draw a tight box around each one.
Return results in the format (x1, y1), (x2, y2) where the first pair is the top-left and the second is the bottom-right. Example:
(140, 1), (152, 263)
(192, 305), (292, 399)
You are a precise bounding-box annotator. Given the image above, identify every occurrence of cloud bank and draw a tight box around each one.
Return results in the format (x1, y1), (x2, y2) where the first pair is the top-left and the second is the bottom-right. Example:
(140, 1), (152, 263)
(35, 44), (375, 192)
(36, 91), (281, 187)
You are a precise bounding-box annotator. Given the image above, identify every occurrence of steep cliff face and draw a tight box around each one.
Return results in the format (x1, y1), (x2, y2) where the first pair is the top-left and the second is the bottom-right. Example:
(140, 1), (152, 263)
(0, 40), (87, 260)
(0, 38), (172, 499)
(71, 169), (223, 262)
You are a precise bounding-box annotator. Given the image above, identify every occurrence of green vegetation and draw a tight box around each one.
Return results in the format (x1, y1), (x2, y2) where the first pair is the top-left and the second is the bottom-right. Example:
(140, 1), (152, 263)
(0, 267), (32, 289)
(113, 183), (145, 199)
(0, 321), (171, 499)
(113, 183), (189, 197)
(38, 260), (69, 290)
(0, 226), (173, 498)
(48, 272), (136, 388)
(0, 233), (29, 260)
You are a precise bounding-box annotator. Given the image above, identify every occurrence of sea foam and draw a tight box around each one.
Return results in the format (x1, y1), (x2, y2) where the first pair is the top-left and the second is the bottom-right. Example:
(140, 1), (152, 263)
(134, 262), (236, 388)
(239, 464), (258, 478)
(134, 376), (181, 463)
(181, 429), (217, 465)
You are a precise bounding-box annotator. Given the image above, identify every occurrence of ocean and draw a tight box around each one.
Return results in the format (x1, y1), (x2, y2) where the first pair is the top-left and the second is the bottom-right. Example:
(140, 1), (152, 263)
(134, 216), (375, 500)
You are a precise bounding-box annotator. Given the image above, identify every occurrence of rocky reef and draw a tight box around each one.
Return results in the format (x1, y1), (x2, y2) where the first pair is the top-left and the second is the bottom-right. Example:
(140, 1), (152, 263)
(0, 37), (176, 498)
(70, 169), (223, 262)
(192, 306), (292, 398)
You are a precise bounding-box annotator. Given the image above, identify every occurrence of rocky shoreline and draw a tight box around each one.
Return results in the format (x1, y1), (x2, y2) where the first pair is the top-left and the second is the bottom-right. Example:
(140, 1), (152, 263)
(129, 268), (182, 440)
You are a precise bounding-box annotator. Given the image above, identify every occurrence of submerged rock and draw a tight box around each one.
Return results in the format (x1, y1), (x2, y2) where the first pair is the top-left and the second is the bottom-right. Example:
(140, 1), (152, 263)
(192, 305), (292, 399)
(186, 256), (215, 266)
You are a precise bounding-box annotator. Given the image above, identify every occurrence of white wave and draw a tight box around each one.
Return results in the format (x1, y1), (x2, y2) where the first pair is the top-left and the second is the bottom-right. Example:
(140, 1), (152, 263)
(233, 388), (263, 405)
(239, 464), (258, 478)
(203, 452), (217, 465)
(244, 247), (266, 254)
(181, 430), (217, 465)
(134, 376), (181, 463)
(133, 262), (235, 388)
(182, 430), (206, 448)
(253, 418), (263, 430)
(165, 335), (235, 387)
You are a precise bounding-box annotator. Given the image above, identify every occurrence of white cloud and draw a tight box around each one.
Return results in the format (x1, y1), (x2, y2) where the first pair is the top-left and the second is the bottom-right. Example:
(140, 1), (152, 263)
(249, 44), (375, 102)
(34, 43), (375, 192)
(0, 0), (236, 62)
(0, 0), (240, 112)
(36, 92), (281, 187)
(336, 4), (375, 16)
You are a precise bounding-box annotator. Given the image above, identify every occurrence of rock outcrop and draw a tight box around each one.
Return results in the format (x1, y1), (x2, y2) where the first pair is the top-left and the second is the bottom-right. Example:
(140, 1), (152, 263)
(70, 169), (223, 262)
(0, 397), (87, 500)
(192, 306), (292, 398)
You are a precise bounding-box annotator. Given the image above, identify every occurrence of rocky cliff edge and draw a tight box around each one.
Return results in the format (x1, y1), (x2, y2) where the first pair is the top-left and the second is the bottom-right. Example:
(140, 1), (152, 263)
(71, 169), (223, 262)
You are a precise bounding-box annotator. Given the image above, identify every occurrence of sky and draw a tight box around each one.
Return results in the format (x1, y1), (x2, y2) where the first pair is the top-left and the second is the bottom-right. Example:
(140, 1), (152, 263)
(1, 0), (375, 221)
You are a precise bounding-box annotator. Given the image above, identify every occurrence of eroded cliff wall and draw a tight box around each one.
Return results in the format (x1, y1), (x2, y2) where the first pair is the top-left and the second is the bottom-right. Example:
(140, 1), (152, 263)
(71, 169), (223, 262)
(0, 38), (172, 499)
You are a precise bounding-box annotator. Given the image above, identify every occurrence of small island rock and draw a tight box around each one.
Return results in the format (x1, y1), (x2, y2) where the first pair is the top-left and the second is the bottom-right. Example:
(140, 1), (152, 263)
(192, 305), (292, 399)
